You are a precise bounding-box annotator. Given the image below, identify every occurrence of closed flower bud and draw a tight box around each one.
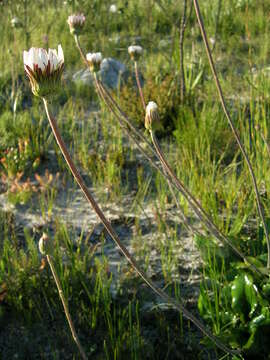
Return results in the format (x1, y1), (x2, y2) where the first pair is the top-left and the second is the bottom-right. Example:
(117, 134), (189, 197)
(86, 52), (102, 72)
(23, 45), (64, 97)
(109, 4), (117, 13)
(39, 233), (53, 255)
(67, 13), (85, 35)
(11, 17), (22, 29)
(128, 45), (143, 61)
(145, 101), (160, 131)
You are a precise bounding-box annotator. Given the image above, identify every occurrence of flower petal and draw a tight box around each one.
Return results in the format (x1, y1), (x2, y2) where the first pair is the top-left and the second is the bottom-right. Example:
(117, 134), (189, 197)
(23, 50), (30, 67)
(57, 44), (64, 64)
(38, 48), (48, 71)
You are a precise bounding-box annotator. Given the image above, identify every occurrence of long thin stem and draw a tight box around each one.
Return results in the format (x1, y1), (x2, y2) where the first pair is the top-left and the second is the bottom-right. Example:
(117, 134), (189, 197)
(179, 0), (187, 102)
(150, 130), (262, 276)
(74, 35), (88, 67)
(42, 97), (238, 356)
(193, 0), (270, 268)
(134, 61), (146, 110)
(46, 255), (87, 360)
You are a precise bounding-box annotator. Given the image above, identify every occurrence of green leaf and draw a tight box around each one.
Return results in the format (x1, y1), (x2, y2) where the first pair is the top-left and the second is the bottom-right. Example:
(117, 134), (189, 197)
(231, 274), (246, 317)
(243, 274), (258, 317)
(262, 282), (270, 298)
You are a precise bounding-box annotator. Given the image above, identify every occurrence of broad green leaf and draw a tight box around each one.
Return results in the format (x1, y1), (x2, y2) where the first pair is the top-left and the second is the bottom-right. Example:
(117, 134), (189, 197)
(243, 274), (258, 317)
(231, 274), (246, 317)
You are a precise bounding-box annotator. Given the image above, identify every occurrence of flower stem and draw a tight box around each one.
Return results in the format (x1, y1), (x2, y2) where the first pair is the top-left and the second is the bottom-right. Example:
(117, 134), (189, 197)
(193, 0), (270, 268)
(46, 254), (87, 360)
(134, 61), (146, 110)
(42, 97), (238, 356)
(74, 35), (88, 67)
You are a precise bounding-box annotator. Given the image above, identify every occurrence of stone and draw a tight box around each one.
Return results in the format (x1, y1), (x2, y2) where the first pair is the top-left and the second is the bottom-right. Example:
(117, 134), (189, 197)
(73, 57), (130, 89)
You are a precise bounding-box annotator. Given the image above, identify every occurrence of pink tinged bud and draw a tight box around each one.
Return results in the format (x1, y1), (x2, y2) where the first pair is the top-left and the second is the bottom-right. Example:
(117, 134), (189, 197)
(145, 101), (159, 131)
(23, 45), (64, 97)
(86, 52), (102, 72)
(128, 45), (143, 61)
(67, 13), (85, 35)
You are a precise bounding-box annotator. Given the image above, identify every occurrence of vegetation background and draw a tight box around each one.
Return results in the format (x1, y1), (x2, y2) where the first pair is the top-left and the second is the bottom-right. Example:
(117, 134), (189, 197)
(1, 0), (270, 359)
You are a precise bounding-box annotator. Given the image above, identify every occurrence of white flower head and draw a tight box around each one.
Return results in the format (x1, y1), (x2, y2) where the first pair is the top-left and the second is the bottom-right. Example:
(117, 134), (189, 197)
(23, 45), (64, 97)
(128, 45), (143, 61)
(109, 4), (117, 13)
(11, 17), (22, 29)
(67, 13), (85, 35)
(145, 101), (159, 131)
(86, 52), (103, 72)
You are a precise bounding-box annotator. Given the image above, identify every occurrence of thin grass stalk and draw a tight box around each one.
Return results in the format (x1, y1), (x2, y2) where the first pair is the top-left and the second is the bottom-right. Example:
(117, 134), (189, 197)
(211, 0), (222, 53)
(42, 97), (238, 356)
(193, 0), (270, 268)
(149, 129), (263, 276)
(179, 0), (187, 102)
(46, 254), (87, 360)
(256, 125), (270, 161)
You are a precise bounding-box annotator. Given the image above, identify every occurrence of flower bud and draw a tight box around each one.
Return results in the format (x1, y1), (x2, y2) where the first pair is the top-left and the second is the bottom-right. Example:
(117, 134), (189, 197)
(86, 52), (102, 72)
(23, 45), (64, 97)
(67, 14), (85, 36)
(145, 101), (159, 131)
(128, 45), (143, 61)
(11, 17), (22, 29)
(39, 233), (53, 255)
(109, 4), (117, 13)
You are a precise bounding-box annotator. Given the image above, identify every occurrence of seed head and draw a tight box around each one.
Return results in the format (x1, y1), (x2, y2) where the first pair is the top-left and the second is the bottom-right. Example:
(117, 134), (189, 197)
(86, 52), (102, 72)
(23, 45), (64, 97)
(67, 13), (85, 35)
(128, 45), (143, 61)
(145, 101), (159, 131)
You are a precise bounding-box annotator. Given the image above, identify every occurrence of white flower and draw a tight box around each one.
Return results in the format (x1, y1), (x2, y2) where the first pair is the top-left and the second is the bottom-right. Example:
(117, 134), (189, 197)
(109, 4), (117, 13)
(11, 17), (22, 28)
(67, 13), (85, 35)
(86, 52), (103, 72)
(145, 101), (159, 131)
(128, 45), (143, 61)
(23, 45), (64, 97)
